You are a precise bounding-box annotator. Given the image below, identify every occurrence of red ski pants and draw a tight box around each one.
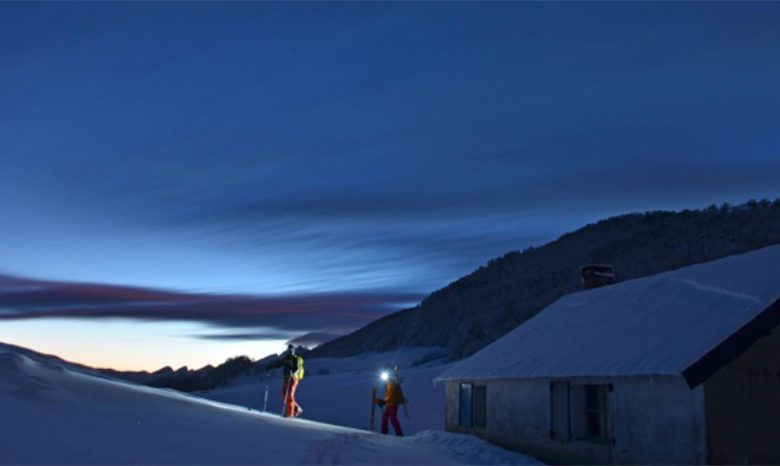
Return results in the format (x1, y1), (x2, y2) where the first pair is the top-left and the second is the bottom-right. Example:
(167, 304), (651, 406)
(282, 377), (300, 417)
(381, 404), (403, 436)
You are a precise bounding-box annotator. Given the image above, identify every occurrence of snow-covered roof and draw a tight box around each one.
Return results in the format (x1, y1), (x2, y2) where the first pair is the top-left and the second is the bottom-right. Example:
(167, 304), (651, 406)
(436, 245), (780, 385)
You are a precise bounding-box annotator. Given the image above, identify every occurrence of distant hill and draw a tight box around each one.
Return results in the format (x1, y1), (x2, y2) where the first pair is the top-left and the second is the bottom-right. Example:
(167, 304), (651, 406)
(99, 364), (196, 385)
(106, 348), (310, 392)
(311, 199), (780, 360)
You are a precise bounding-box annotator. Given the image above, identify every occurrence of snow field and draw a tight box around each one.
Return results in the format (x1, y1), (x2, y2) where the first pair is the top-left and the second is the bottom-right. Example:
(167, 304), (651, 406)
(204, 347), (451, 434)
(0, 343), (540, 465)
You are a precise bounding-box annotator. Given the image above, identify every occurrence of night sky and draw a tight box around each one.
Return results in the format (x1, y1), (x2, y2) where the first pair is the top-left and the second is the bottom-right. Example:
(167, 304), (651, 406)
(1, 2), (779, 370)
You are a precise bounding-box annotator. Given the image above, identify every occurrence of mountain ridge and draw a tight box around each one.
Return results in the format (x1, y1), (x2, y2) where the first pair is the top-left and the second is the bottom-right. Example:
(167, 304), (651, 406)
(106, 199), (780, 391)
(311, 199), (780, 360)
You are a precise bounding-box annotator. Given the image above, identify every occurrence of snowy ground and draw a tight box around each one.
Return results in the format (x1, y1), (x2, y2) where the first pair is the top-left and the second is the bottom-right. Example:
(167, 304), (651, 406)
(203, 347), (451, 435)
(0, 342), (539, 465)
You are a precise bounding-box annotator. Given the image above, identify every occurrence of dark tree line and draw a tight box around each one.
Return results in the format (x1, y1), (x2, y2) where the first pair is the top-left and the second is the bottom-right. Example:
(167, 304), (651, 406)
(312, 198), (780, 360)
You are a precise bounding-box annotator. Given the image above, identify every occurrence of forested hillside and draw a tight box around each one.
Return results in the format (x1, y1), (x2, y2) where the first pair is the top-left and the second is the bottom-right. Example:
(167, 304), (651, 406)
(312, 199), (780, 360)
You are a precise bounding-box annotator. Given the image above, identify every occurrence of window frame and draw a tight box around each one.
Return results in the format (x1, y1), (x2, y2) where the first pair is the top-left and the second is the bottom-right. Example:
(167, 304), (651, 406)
(550, 381), (613, 444)
(583, 384), (609, 440)
(458, 382), (487, 429)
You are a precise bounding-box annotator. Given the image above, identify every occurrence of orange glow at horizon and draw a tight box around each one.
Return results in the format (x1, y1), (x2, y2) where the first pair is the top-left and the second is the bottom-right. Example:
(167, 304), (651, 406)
(0, 318), (290, 372)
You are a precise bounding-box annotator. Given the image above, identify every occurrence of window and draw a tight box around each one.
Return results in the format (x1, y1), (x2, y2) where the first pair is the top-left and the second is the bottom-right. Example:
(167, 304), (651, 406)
(550, 382), (611, 443)
(459, 382), (487, 429)
(584, 385), (608, 438)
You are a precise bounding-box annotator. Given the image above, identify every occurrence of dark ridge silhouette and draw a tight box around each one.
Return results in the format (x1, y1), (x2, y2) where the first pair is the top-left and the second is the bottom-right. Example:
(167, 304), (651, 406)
(310, 198), (780, 360)
(104, 347), (311, 392)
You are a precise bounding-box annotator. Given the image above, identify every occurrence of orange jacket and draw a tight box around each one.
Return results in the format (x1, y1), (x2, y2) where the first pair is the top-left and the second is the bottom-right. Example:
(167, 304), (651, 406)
(384, 381), (405, 406)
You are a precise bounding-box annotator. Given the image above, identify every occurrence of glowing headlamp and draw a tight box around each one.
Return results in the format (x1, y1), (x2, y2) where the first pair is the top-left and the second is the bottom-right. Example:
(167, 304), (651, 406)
(380, 371), (389, 382)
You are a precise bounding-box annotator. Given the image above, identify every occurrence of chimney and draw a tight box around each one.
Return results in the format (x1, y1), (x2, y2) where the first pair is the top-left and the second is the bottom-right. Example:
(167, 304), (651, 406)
(580, 264), (615, 290)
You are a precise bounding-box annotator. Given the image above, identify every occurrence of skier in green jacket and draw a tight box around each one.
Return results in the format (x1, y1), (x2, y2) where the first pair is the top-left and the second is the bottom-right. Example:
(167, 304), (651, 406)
(281, 345), (304, 418)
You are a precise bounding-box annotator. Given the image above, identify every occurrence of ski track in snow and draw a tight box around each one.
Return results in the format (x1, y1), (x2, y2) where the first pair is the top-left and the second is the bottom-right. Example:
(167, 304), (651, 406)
(674, 278), (763, 304)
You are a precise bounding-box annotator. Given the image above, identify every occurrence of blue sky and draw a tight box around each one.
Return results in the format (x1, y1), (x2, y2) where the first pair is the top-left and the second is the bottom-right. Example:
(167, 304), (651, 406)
(1, 2), (779, 370)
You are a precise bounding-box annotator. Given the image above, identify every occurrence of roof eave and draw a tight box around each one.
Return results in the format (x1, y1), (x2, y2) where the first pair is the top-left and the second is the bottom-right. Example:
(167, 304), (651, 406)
(683, 296), (780, 389)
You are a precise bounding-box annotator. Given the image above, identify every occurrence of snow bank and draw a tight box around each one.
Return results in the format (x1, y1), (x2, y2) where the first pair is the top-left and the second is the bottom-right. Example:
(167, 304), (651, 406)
(408, 430), (542, 465)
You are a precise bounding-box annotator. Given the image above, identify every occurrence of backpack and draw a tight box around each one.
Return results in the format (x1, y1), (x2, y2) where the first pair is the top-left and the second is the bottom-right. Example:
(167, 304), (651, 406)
(295, 356), (305, 380)
(283, 354), (297, 378)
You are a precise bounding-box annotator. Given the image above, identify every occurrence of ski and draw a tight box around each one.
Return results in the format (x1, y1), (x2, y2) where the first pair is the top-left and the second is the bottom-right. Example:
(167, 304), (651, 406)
(282, 381), (289, 417)
(397, 369), (409, 419)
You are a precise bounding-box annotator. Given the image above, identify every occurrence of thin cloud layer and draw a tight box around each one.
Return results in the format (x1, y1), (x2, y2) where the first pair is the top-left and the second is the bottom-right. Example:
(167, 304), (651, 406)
(0, 274), (422, 336)
(1, 3), (780, 296)
(286, 332), (344, 348)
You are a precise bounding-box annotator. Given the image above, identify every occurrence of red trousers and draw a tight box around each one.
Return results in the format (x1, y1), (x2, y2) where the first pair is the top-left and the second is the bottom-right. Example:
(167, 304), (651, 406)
(282, 377), (301, 417)
(381, 404), (403, 436)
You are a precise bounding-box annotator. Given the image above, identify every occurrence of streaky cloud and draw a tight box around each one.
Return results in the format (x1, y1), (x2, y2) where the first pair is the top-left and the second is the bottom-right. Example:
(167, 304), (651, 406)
(0, 273), (423, 335)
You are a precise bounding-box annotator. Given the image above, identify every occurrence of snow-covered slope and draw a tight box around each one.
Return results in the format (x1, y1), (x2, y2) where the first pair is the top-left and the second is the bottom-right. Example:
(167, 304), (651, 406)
(203, 347), (450, 435)
(0, 342), (539, 465)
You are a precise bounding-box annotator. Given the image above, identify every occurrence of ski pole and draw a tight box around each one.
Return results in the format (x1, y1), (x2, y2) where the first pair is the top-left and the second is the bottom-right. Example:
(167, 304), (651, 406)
(263, 385), (269, 412)
(370, 387), (377, 431)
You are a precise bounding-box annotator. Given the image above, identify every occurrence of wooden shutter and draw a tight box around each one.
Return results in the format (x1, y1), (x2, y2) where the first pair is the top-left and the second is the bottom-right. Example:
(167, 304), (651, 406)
(473, 385), (487, 428)
(569, 384), (587, 439)
(550, 382), (570, 441)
